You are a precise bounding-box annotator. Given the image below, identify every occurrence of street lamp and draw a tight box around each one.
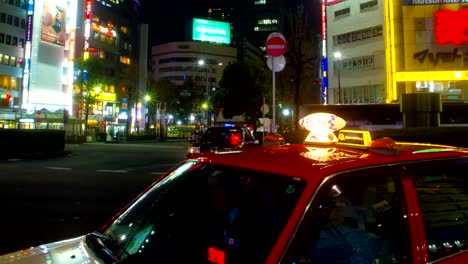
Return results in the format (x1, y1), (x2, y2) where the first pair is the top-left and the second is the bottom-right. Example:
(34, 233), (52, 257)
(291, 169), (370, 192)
(334, 51), (342, 104)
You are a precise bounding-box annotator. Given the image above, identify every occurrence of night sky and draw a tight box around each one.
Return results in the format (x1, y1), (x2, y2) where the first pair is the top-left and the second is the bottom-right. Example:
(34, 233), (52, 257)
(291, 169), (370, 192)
(139, 0), (208, 46)
(138, 0), (321, 47)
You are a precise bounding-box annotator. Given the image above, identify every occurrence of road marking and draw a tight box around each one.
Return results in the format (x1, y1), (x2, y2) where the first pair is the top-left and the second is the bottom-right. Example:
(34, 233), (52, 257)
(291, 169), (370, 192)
(46, 167), (72, 170)
(96, 169), (128, 173)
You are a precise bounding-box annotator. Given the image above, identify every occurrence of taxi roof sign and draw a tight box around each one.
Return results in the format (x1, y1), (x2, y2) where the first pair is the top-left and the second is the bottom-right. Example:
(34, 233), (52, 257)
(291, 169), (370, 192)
(337, 130), (373, 149)
(300, 112), (346, 145)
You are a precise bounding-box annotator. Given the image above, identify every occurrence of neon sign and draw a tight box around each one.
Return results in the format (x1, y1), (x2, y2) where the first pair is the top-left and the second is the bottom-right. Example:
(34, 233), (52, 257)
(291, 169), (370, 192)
(85, 0), (92, 19)
(434, 9), (468, 45)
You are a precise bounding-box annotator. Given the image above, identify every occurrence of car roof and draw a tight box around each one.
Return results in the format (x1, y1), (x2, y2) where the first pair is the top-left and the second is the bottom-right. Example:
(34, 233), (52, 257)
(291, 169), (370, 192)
(192, 140), (468, 187)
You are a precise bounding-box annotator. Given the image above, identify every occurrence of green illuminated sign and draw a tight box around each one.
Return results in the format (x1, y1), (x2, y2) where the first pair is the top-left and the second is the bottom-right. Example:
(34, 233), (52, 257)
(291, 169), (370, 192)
(192, 18), (230, 44)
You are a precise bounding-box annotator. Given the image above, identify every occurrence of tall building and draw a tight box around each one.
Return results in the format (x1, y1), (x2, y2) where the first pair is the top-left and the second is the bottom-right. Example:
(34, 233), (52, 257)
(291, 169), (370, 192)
(324, 0), (385, 105)
(74, 0), (143, 136)
(324, 1), (467, 106)
(20, 0), (79, 129)
(151, 41), (236, 98)
(0, 0), (27, 128)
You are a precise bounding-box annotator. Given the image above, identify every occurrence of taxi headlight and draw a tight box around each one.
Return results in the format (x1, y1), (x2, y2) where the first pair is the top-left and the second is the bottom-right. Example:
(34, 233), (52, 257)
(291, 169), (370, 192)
(188, 146), (200, 154)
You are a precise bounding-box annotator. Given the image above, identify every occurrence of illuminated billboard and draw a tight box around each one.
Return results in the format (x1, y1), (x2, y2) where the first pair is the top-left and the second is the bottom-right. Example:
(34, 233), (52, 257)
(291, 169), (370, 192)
(23, 0), (77, 113)
(41, 0), (67, 46)
(192, 18), (230, 44)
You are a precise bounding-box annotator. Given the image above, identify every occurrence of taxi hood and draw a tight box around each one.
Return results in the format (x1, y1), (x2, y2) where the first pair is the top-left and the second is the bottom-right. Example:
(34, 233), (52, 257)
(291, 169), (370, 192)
(0, 235), (99, 264)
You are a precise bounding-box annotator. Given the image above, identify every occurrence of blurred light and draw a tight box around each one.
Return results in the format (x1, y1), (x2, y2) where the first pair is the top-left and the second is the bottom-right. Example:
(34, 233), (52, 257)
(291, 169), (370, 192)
(144, 94), (150, 102)
(334, 51), (342, 60)
(93, 86), (101, 94)
(282, 109), (290, 116)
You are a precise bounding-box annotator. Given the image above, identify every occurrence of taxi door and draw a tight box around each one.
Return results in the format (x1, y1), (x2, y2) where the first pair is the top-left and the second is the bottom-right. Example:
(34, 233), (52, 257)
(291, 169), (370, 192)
(400, 157), (468, 264)
(277, 164), (413, 264)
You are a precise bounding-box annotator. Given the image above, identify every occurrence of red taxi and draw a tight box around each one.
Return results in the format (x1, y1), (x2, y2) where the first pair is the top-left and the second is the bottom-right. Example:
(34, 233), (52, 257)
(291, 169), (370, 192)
(1, 113), (468, 264)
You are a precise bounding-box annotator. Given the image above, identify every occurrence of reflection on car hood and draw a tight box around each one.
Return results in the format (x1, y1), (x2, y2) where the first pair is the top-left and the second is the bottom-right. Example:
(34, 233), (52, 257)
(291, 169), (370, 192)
(0, 235), (100, 264)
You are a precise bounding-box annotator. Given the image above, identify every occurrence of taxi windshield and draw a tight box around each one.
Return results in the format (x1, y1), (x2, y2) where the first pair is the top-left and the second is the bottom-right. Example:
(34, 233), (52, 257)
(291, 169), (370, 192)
(98, 160), (306, 263)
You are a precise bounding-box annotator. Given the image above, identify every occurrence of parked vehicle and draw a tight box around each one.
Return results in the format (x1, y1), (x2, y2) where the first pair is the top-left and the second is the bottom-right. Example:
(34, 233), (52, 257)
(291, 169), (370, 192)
(2, 113), (468, 264)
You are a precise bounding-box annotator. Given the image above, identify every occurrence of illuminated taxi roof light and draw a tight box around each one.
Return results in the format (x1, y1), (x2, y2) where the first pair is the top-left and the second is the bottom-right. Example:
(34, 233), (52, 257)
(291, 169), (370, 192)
(337, 130), (373, 149)
(300, 113), (346, 145)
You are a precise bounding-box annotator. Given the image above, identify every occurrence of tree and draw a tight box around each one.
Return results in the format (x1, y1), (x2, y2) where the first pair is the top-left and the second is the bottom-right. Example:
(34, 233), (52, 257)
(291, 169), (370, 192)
(75, 56), (112, 137)
(117, 62), (140, 136)
(215, 58), (271, 127)
(278, 1), (320, 130)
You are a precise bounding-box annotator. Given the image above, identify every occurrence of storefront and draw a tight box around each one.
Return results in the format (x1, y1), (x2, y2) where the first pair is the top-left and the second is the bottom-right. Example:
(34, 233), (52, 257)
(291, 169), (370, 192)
(389, 2), (468, 102)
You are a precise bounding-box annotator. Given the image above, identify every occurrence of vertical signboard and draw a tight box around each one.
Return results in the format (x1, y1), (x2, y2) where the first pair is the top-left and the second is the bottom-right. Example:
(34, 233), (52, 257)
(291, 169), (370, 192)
(22, 0), (35, 108)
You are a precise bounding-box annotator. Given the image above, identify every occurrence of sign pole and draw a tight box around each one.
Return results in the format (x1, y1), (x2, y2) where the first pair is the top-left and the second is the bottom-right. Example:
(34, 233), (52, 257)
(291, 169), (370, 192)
(265, 32), (286, 134)
(272, 56), (276, 133)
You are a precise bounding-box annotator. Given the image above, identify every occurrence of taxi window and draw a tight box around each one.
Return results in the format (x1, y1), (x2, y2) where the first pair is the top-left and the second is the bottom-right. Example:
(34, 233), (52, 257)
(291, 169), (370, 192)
(207, 165), (306, 263)
(407, 158), (468, 262)
(106, 161), (305, 263)
(281, 166), (410, 264)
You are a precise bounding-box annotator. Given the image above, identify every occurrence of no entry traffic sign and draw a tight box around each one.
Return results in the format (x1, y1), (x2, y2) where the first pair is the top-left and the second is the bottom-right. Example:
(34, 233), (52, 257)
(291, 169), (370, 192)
(266, 32), (287, 57)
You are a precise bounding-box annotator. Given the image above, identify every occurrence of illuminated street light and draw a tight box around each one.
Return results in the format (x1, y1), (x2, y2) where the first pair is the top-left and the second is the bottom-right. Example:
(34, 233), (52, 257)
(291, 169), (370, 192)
(144, 94), (150, 102)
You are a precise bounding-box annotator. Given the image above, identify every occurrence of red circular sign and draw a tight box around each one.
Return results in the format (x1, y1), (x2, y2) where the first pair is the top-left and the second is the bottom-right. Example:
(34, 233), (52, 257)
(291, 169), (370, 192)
(266, 34), (287, 57)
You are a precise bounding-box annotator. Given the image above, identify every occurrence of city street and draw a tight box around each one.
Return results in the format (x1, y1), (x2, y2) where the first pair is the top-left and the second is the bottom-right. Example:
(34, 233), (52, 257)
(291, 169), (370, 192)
(0, 140), (189, 255)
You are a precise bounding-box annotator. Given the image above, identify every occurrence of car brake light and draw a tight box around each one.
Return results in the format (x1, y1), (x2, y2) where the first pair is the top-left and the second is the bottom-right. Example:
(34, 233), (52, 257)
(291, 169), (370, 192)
(230, 134), (241, 145)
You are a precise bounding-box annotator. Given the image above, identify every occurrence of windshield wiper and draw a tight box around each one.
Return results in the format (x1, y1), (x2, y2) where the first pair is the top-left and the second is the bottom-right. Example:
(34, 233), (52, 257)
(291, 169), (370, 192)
(85, 231), (130, 263)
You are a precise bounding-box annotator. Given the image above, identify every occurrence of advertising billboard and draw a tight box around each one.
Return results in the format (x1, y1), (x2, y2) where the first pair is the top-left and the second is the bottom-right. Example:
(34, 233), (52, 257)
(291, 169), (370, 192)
(192, 18), (230, 44)
(41, 0), (67, 46)
(23, 0), (77, 113)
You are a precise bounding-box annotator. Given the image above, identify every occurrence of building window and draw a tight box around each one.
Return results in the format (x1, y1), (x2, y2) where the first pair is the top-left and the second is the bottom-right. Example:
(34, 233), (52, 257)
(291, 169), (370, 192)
(0, 13), (6, 23)
(7, 15), (12, 25)
(0, 33), (4, 44)
(360, 0), (378, 11)
(18, 38), (23, 47)
(5, 35), (11, 45)
(335, 7), (351, 17)
(12, 36), (17, 46)
(3, 55), (9, 65)
(13, 16), (18, 27)
(9, 56), (15, 66)
(20, 18), (25, 28)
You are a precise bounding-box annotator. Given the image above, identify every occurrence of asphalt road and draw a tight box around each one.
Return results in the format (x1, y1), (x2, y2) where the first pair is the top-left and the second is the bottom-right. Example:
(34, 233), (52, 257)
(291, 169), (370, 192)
(0, 140), (189, 255)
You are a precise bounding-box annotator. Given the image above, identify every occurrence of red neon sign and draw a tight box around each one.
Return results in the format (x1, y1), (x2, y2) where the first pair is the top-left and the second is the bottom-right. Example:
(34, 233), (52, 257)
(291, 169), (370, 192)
(434, 9), (468, 46)
(208, 247), (225, 264)
(85, 0), (92, 20)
